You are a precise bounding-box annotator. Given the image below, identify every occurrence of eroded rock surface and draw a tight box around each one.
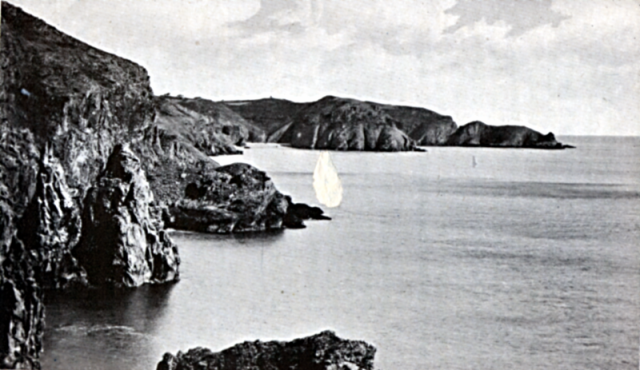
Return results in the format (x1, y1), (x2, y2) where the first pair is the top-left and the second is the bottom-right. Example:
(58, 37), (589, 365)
(168, 163), (291, 233)
(156, 331), (376, 370)
(17, 148), (86, 289)
(75, 144), (179, 287)
(279, 96), (417, 151)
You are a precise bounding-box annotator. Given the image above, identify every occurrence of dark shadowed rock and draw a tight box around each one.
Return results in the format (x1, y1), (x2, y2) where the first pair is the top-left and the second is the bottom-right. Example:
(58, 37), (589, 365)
(167, 163), (291, 233)
(446, 121), (569, 149)
(223, 98), (307, 139)
(0, 236), (44, 370)
(17, 148), (87, 289)
(75, 144), (179, 287)
(279, 96), (417, 151)
(156, 330), (376, 370)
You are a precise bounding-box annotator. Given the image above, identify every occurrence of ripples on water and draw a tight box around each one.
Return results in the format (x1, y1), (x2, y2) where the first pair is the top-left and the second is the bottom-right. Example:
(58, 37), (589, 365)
(43, 137), (640, 370)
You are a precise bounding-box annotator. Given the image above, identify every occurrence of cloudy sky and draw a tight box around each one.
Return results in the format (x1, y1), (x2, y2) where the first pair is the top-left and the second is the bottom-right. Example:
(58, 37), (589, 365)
(7, 0), (640, 135)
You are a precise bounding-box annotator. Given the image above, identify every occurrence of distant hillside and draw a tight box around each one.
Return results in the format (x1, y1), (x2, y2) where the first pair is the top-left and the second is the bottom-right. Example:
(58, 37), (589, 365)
(224, 96), (571, 150)
(152, 95), (267, 157)
(224, 98), (306, 137)
(446, 121), (568, 149)
(276, 96), (417, 151)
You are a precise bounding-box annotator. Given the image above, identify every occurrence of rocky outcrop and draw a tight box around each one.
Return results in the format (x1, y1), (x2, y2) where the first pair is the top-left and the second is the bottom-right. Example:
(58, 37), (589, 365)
(75, 145), (179, 287)
(152, 95), (266, 156)
(156, 331), (376, 370)
(167, 163), (327, 233)
(446, 121), (570, 149)
(226, 97), (574, 149)
(277, 96), (417, 151)
(1, 1), (155, 193)
(17, 148), (86, 290)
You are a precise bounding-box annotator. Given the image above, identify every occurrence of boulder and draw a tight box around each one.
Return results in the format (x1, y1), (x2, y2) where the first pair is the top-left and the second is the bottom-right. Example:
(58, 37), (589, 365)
(156, 330), (376, 370)
(75, 144), (179, 287)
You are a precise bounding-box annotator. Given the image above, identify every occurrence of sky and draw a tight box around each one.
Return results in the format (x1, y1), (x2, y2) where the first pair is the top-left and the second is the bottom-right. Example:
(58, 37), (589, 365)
(5, 0), (640, 135)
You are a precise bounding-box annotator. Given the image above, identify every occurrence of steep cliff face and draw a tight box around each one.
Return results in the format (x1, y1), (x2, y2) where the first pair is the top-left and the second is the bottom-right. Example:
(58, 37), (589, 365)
(157, 331), (377, 370)
(16, 149), (86, 290)
(1, 3), (176, 366)
(75, 145), (179, 287)
(278, 96), (417, 151)
(446, 121), (568, 148)
(1, 1), (155, 192)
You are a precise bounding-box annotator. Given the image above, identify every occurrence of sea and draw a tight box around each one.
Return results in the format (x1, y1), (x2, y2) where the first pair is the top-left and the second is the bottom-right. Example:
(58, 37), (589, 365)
(42, 136), (640, 370)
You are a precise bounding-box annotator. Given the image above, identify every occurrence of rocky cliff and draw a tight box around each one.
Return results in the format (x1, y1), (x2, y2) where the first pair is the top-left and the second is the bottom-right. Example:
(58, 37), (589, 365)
(156, 331), (376, 370)
(1, 3), (329, 365)
(153, 95), (266, 155)
(276, 96), (417, 151)
(75, 145), (180, 287)
(224, 97), (572, 149)
(446, 121), (570, 149)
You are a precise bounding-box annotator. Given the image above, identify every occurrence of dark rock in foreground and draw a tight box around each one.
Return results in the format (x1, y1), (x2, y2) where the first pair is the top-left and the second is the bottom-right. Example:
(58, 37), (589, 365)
(0, 237), (44, 370)
(156, 330), (376, 370)
(75, 144), (179, 287)
(17, 148), (87, 289)
(446, 121), (570, 149)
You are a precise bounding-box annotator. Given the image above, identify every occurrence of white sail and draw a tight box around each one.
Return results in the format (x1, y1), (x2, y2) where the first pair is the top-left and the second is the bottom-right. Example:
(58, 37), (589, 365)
(313, 151), (343, 208)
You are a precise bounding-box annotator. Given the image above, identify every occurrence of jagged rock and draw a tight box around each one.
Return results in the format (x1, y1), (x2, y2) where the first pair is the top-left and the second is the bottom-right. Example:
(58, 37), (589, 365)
(75, 144), (179, 287)
(156, 330), (377, 370)
(283, 199), (331, 229)
(167, 163), (291, 233)
(0, 236), (44, 370)
(17, 148), (87, 289)
(1, 1), (156, 193)
(446, 121), (569, 149)
(278, 96), (417, 151)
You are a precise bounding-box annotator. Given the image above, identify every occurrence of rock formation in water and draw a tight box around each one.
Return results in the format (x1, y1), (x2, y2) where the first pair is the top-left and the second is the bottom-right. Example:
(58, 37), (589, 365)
(156, 331), (376, 370)
(276, 96), (417, 151)
(75, 144), (180, 287)
(168, 163), (329, 233)
(2, 1), (329, 366)
(224, 97), (572, 150)
(446, 121), (570, 149)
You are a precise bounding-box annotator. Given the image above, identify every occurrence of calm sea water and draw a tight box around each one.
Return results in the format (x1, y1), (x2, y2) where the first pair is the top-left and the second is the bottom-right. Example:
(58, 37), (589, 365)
(42, 136), (640, 370)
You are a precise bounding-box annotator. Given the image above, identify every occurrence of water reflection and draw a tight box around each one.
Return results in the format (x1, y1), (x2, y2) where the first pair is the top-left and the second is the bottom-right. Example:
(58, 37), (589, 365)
(43, 284), (176, 370)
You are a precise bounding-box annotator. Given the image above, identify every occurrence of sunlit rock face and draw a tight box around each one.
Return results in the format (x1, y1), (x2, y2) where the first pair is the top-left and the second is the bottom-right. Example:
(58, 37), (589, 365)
(75, 144), (180, 288)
